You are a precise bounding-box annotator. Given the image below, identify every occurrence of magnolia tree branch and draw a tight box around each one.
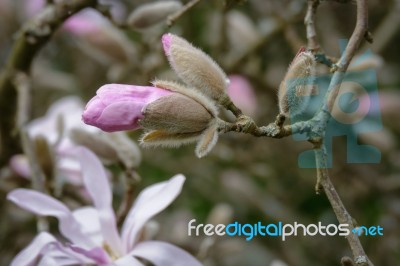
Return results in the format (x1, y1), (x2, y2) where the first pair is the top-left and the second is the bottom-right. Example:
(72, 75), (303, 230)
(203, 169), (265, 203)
(305, 0), (321, 51)
(166, 0), (202, 27)
(0, 0), (98, 166)
(219, 1), (372, 265)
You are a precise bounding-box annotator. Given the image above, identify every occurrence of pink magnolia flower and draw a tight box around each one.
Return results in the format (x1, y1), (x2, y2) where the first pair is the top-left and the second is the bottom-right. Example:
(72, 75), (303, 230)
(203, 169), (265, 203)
(8, 147), (201, 266)
(82, 84), (172, 132)
(227, 75), (257, 117)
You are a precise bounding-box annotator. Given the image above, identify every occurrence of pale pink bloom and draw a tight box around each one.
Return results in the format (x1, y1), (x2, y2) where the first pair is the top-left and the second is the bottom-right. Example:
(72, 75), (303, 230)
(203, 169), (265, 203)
(8, 147), (201, 266)
(82, 84), (172, 132)
(227, 75), (258, 117)
(10, 96), (98, 184)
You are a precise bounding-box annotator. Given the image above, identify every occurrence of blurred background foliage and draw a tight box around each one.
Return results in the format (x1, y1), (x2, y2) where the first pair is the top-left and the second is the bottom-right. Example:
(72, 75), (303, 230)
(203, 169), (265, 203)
(1, 0), (400, 265)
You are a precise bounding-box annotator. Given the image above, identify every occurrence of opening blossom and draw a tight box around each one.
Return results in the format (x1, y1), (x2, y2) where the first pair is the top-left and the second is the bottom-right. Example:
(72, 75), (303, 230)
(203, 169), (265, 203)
(82, 33), (242, 158)
(8, 147), (201, 266)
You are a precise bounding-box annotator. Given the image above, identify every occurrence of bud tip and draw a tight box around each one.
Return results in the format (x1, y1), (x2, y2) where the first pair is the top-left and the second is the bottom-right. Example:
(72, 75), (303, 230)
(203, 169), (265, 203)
(162, 33), (172, 55)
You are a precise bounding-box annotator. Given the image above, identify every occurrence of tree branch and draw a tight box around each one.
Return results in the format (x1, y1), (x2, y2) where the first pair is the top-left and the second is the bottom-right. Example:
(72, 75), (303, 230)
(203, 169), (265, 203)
(166, 0), (202, 27)
(219, 0), (372, 264)
(305, 0), (321, 51)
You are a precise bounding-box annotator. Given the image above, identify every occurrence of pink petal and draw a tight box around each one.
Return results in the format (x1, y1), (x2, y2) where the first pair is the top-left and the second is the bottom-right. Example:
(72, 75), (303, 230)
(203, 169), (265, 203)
(162, 33), (172, 56)
(10, 232), (57, 266)
(83, 84), (171, 132)
(74, 147), (124, 255)
(7, 189), (93, 248)
(96, 101), (144, 132)
(121, 174), (185, 251)
(131, 241), (202, 266)
(69, 246), (111, 264)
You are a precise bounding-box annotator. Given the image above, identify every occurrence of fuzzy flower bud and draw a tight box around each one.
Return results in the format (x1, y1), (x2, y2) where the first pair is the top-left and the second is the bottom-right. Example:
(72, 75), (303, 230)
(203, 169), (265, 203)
(162, 33), (230, 103)
(83, 81), (220, 157)
(278, 47), (316, 117)
(127, 1), (182, 29)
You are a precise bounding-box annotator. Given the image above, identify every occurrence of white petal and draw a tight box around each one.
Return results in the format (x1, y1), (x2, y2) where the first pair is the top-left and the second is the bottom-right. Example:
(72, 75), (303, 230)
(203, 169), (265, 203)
(131, 241), (202, 266)
(7, 189), (93, 247)
(38, 256), (58, 266)
(74, 147), (123, 255)
(121, 174), (185, 251)
(73, 207), (103, 245)
(10, 232), (57, 266)
(57, 156), (83, 185)
(27, 96), (85, 144)
(113, 255), (143, 266)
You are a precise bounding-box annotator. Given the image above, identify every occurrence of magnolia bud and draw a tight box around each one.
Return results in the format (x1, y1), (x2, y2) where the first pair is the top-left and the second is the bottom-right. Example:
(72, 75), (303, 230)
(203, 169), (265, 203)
(63, 10), (136, 64)
(226, 10), (260, 53)
(107, 132), (142, 169)
(71, 129), (142, 168)
(69, 128), (119, 161)
(162, 33), (230, 103)
(140, 93), (213, 133)
(278, 48), (316, 117)
(82, 84), (172, 132)
(83, 82), (220, 158)
(141, 80), (220, 158)
(127, 1), (182, 29)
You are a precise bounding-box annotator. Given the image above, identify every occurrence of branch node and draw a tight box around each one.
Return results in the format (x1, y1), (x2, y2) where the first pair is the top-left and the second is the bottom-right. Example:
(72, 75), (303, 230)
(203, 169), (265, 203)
(364, 30), (373, 43)
(354, 256), (368, 266)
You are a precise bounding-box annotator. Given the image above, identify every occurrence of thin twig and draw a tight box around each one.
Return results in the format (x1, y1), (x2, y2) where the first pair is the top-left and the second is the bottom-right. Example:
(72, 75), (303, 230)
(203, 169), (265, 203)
(360, 0), (400, 53)
(304, 0), (321, 51)
(316, 146), (371, 266)
(218, 0), (373, 264)
(166, 0), (202, 27)
(309, 0), (371, 264)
